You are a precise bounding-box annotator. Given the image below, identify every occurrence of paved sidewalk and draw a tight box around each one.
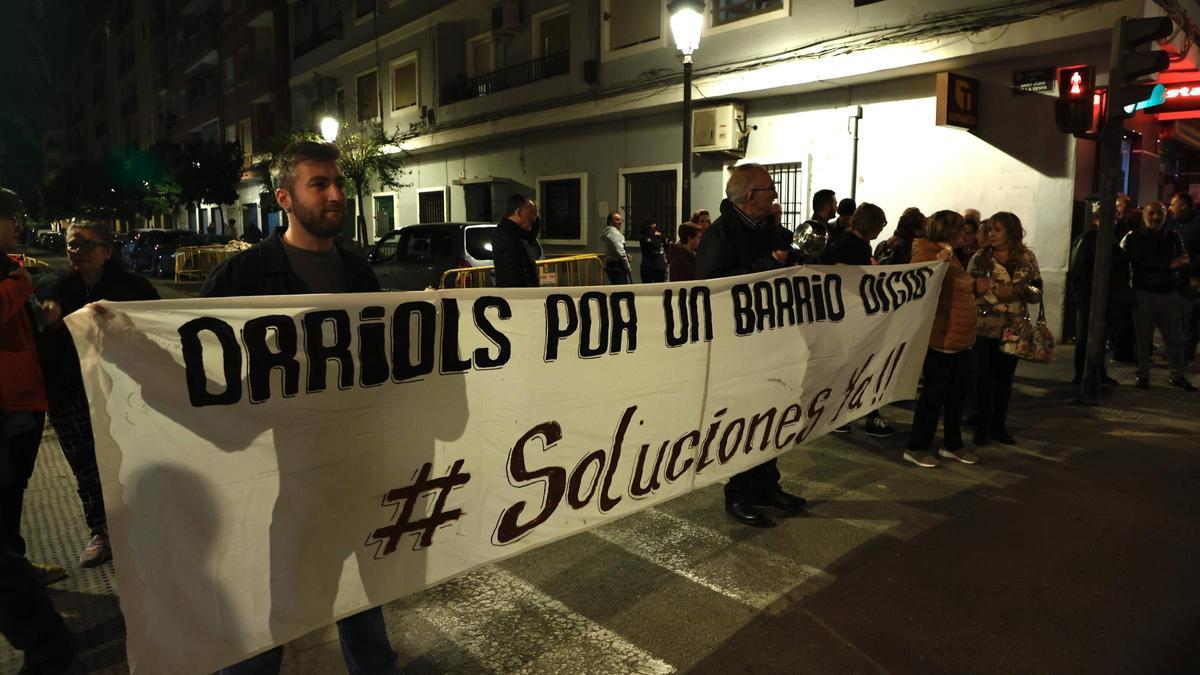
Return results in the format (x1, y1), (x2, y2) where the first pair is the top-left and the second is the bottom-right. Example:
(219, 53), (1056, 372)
(3, 350), (1198, 674)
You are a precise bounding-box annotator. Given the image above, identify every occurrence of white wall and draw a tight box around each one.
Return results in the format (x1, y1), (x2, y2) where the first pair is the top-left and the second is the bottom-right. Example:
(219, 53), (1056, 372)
(742, 70), (1078, 335)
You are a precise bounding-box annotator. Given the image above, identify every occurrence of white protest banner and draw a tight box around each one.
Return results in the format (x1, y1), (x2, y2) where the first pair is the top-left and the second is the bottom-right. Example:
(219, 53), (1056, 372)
(67, 262), (946, 673)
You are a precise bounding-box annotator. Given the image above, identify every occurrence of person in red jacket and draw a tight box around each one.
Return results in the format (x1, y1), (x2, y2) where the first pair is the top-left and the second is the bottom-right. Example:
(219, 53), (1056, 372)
(0, 187), (75, 674)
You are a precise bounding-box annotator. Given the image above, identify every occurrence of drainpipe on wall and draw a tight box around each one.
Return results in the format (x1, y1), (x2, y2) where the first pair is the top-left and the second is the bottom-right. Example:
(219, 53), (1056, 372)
(848, 105), (863, 201)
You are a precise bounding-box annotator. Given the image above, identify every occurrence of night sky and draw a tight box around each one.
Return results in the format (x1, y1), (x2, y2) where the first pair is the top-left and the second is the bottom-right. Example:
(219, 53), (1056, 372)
(0, 0), (98, 217)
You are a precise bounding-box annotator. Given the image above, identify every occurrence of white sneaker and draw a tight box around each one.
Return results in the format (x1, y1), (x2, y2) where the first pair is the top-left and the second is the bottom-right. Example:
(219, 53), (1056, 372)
(902, 451), (940, 468)
(937, 448), (979, 465)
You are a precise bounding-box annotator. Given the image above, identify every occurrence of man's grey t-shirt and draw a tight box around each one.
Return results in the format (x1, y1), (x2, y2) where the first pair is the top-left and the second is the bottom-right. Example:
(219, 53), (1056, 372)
(282, 241), (348, 293)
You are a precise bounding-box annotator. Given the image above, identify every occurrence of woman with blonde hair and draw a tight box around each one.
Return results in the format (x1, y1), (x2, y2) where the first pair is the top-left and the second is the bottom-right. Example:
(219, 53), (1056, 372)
(969, 212), (1042, 446)
(904, 211), (977, 467)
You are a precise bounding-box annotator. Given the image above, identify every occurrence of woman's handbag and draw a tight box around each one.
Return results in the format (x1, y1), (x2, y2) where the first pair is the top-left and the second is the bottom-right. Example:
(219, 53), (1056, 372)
(1000, 301), (1056, 363)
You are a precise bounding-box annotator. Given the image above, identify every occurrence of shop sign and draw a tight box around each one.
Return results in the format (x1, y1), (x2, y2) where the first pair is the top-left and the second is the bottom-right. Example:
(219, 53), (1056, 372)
(936, 72), (980, 130)
(1156, 82), (1200, 113)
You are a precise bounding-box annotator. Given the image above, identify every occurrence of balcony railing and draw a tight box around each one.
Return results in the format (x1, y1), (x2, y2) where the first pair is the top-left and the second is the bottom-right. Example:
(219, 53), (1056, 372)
(293, 22), (343, 58)
(441, 51), (569, 105)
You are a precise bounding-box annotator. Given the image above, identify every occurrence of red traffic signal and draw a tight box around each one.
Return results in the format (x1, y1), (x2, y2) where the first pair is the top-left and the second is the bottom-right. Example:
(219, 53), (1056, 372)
(1057, 65), (1095, 100)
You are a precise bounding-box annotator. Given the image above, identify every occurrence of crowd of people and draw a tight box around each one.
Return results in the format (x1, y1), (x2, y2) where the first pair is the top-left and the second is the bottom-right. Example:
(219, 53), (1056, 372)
(1069, 193), (1199, 391)
(2, 142), (1197, 672)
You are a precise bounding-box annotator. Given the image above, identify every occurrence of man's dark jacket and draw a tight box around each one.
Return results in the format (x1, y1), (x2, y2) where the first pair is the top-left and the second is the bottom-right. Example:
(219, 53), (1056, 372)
(200, 229), (379, 297)
(696, 199), (783, 279)
(491, 218), (538, 288)
(1122, 227), (1185, 294)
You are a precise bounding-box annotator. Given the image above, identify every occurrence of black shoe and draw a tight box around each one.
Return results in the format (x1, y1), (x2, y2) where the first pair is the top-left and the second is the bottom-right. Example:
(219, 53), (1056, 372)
(19, 635), (74, 675)
(1070, 375), (1082, 385)
(754, 490), (808, 513)
(973, 429), (991, 446)
(724, 500), (776, 528)
(1168, 376), (1198, 392)
(1101, 375), (1120, 386)
(992, 429), (1016, 444)
(1136, 376), (1150, 389)
(965, 413), (980, 428)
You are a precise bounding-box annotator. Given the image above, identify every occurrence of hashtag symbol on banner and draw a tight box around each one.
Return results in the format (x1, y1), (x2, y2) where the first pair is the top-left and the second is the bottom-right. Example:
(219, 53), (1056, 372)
(370, 459), (471, 556)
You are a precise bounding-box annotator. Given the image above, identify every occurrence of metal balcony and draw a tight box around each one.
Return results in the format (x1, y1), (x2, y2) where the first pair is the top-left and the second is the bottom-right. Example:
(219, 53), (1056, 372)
(441, 51), (569, 105)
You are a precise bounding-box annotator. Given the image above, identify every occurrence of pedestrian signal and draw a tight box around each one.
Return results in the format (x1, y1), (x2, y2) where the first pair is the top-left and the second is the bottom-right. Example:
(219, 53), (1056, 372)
(1057, 65), (1094, 100)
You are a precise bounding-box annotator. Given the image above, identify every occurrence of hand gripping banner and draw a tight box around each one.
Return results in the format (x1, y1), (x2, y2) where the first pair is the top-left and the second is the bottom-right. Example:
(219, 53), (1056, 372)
(66, 262), (946, 673)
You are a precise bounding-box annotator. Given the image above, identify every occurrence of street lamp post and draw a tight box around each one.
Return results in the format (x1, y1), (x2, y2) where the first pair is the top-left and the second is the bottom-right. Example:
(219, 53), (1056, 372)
(669, 0), (703, 223)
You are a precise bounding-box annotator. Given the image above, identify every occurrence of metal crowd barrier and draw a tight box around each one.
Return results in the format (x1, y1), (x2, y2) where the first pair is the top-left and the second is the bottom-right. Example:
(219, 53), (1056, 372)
(439, 254), (607, 289)
(10, 253), (52, 273)
(174, 242), (252, 282)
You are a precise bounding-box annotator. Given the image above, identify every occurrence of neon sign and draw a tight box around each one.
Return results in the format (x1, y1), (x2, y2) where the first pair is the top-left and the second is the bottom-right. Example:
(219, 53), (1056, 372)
(1149, 81), (1200, 114)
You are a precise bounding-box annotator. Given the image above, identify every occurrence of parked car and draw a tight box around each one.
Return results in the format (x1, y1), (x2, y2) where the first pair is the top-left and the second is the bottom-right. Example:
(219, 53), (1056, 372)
(366, 223), (496, 290)
(123, 228), (160, 269)
(38, 231), (65, 252)
(151, 233), (234, 277)
(130, 229), (187, 272)
(152, 232), (205, 277)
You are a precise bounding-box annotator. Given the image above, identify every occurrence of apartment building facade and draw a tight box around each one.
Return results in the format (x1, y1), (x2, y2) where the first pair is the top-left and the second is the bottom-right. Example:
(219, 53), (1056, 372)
(285, 0), (1200, 335)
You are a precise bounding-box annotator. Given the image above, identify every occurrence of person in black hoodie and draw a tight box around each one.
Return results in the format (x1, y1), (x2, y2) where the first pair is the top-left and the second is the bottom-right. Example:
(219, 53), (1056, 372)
(821, 203), (897, 437)
(1122, 202), (1196, 391)
(39, 221), (159, 568)
(696, 163), (807, 528)
(492, 194), (540, 288)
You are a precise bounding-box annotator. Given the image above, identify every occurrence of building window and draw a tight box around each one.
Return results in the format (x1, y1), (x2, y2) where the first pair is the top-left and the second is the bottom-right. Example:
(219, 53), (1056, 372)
(467, 33), (494, 78)
(620, 166), (678, 241)
(223, 56), (235, 90)
(711, 0), (787, 28)
(537, 174), (586, 243)
(762, 162), (802, 231)
(355, 0), (375, 19)
(534, 6), (570, 58)
(418, 188), (447, 223)
(605, 0), (660, 52)
(391, 56), (417, 112)
(356, 70), (378, 121)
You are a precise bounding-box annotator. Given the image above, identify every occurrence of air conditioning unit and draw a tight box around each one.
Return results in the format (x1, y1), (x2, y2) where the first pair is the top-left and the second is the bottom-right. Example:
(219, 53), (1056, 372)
(491, 0), (522, 33)
(692, 103), (747, 155)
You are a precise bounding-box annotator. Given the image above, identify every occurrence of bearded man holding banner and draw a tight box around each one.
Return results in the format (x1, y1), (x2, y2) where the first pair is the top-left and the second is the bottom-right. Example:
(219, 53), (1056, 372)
(696, 163), (808, 528)
(201, 141), (399, 675)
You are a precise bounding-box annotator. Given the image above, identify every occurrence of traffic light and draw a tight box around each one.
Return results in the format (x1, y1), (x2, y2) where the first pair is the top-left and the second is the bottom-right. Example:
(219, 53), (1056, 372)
(1109, 16), (1173, 117)
(1058, 65), (1095, 100)
(1055, 65), (1095, 134)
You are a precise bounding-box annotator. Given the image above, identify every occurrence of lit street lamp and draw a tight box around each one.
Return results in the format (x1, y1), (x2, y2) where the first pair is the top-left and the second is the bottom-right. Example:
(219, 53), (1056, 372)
(669, 0), (703, 222)
(319, 116), (340, 143)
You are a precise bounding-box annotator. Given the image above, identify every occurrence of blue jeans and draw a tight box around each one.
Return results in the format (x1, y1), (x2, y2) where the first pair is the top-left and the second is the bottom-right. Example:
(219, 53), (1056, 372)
(219, 606), (396, 674)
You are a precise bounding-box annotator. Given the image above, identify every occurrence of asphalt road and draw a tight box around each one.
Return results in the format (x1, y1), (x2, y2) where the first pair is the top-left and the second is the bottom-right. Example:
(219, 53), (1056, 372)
(7, 247), (1199, 674)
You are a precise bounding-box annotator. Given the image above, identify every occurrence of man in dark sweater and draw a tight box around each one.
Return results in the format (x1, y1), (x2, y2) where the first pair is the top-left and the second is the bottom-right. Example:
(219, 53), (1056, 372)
(696, 163), (807, 528)
(1122, 201), (1196, 391)
(492, 194), (540, 288)
(1068, 211), (1129, 385)
(203, 141), (398, 675)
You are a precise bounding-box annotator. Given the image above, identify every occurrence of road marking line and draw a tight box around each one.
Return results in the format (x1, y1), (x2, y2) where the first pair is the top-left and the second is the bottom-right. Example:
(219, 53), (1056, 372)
(591, 508), (832, 609)
(407, 566), (675, 675)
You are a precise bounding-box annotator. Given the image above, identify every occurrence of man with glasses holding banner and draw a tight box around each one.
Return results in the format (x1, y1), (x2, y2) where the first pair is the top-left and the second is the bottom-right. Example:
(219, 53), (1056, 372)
(696, 163), (808, 528)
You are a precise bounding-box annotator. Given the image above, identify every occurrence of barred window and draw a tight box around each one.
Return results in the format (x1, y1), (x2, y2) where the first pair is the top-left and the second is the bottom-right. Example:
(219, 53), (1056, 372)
(418, 189), (446, 224)
(712, 0), (785, 27)
(763, 162), (803, 231)
(538, 177), (582, 241)
(623, 169), (677, 240)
